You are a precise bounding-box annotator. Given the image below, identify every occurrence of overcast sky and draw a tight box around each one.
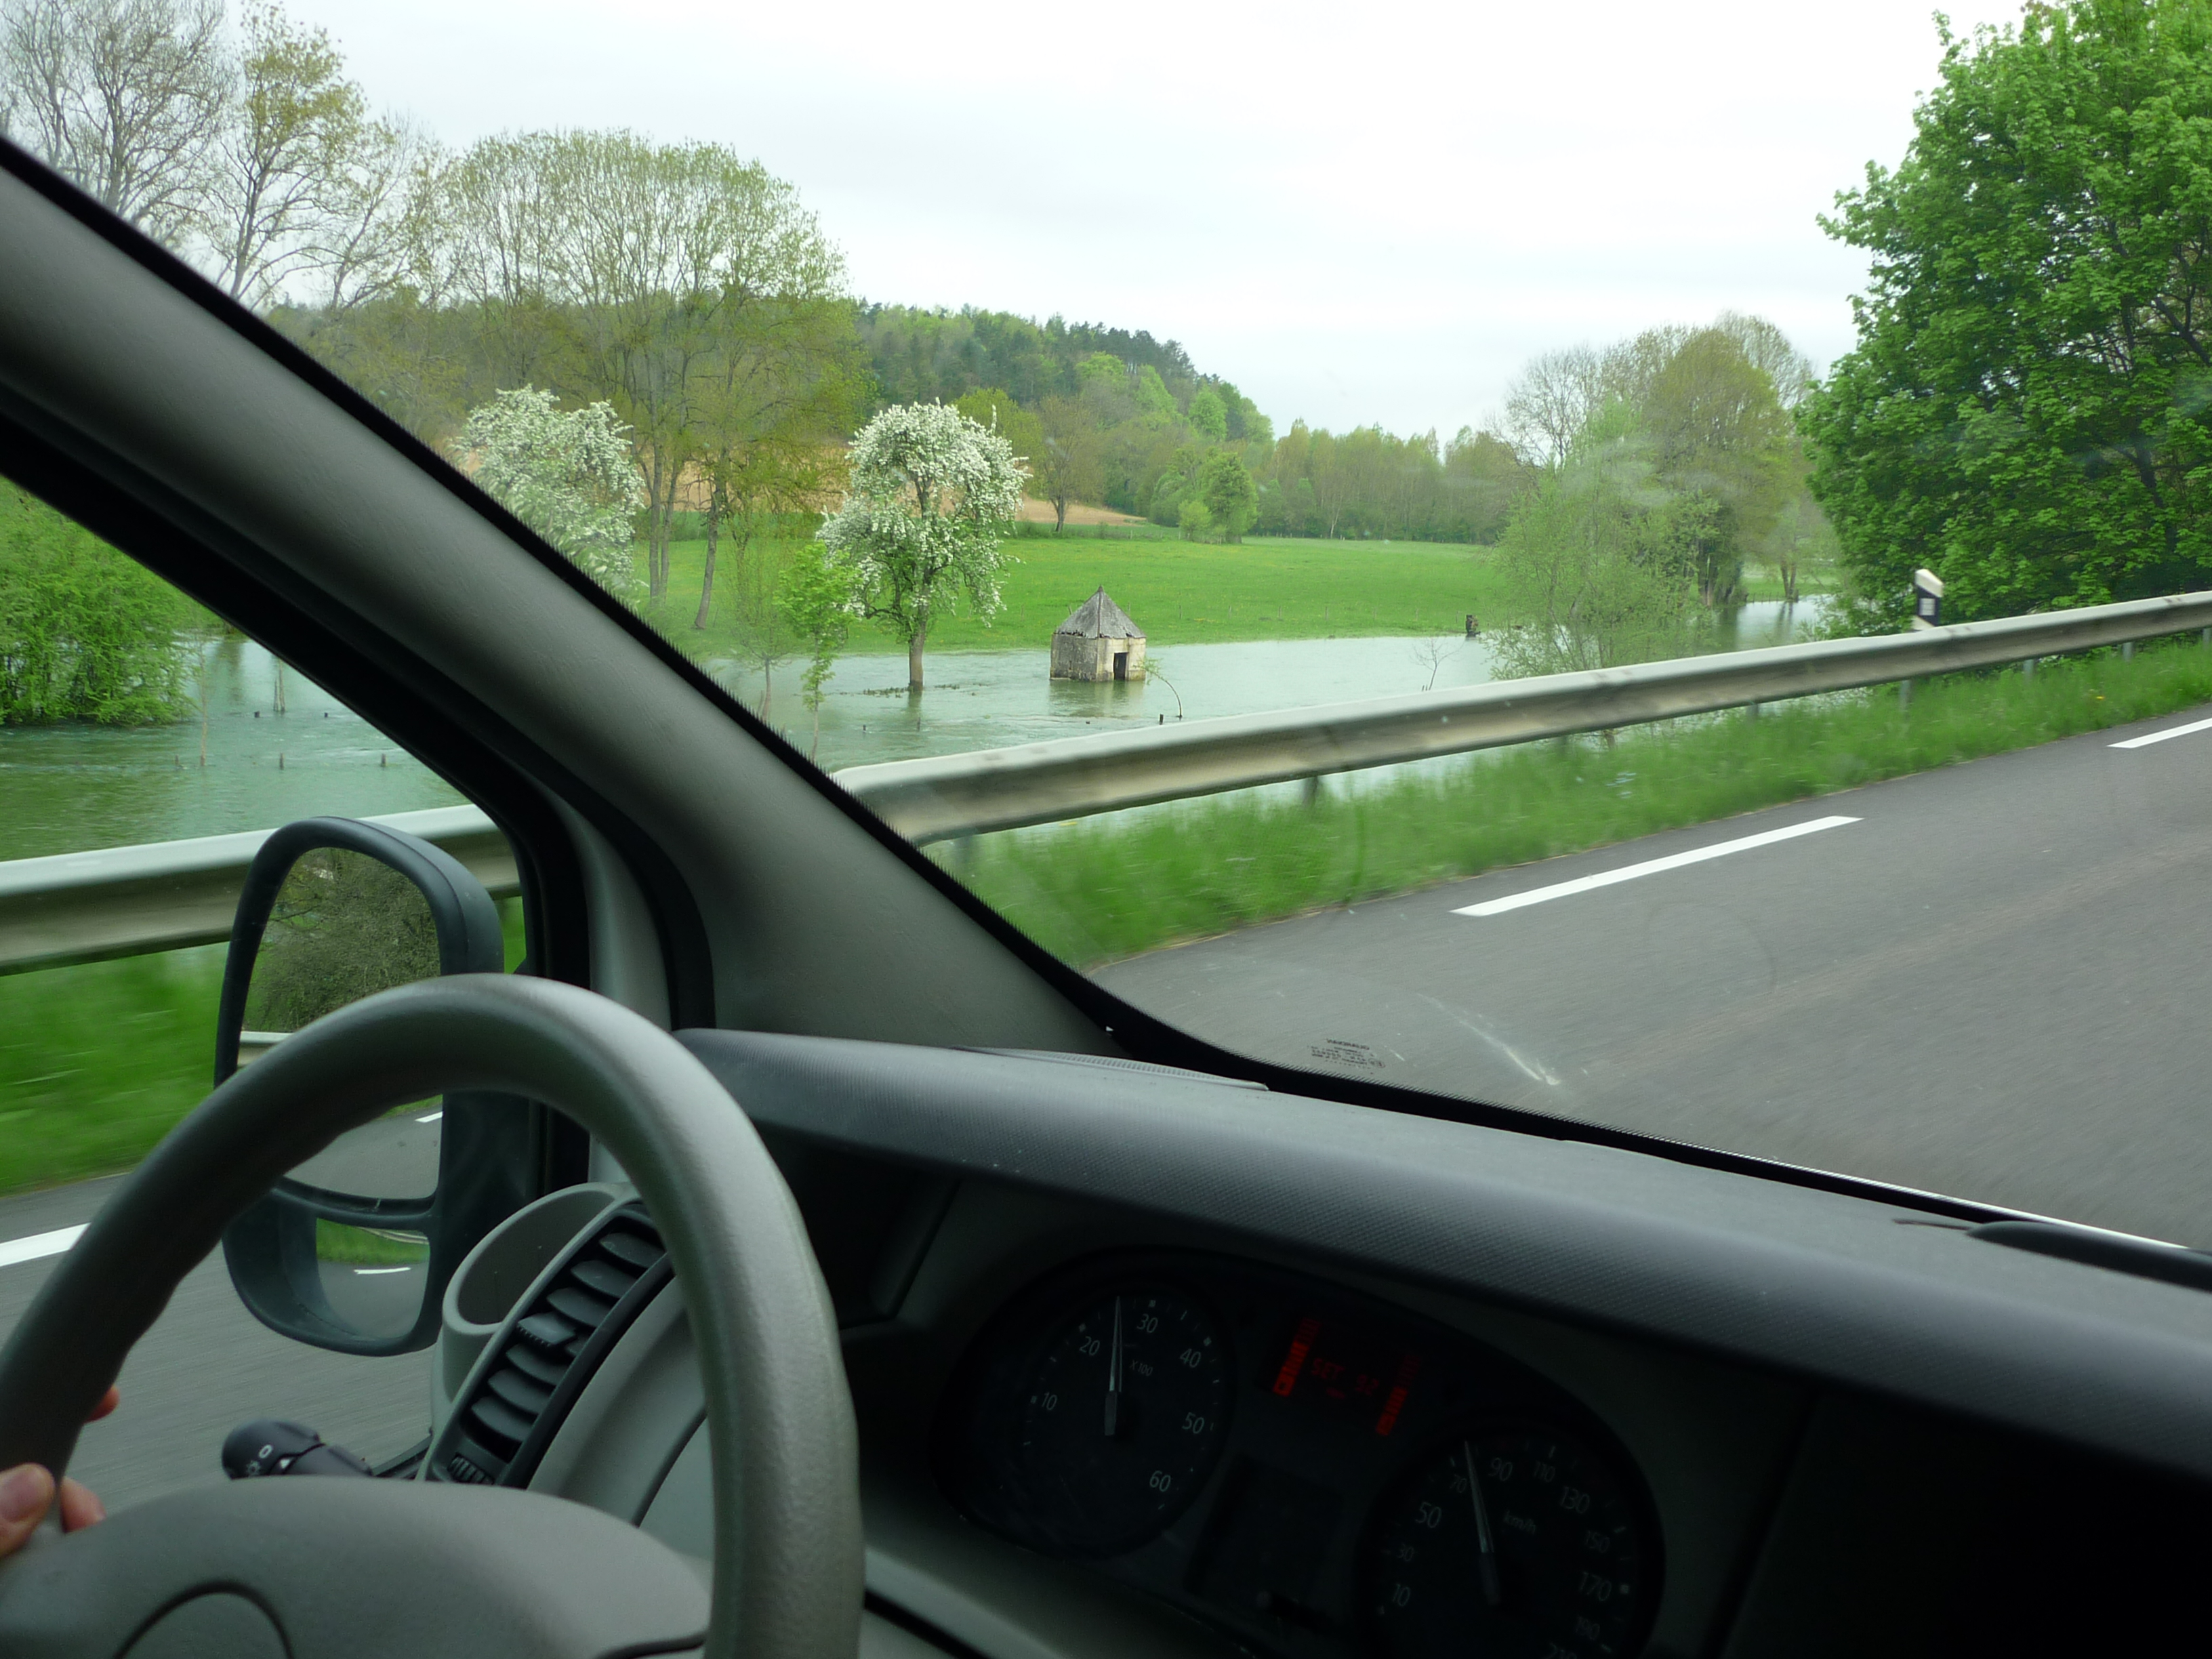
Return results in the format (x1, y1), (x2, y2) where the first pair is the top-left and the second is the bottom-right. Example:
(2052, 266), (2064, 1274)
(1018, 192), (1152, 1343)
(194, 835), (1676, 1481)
(291, 0), (2028, 439)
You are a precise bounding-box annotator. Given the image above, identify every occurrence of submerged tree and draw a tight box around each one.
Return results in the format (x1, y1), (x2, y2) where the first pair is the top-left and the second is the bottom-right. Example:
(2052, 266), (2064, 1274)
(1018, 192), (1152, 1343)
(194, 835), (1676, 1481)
(777, 537), (853, 761)
(0, 486), (194, 724)
(819, 402), (1024, 691)
(1492, 407), (1709, 679)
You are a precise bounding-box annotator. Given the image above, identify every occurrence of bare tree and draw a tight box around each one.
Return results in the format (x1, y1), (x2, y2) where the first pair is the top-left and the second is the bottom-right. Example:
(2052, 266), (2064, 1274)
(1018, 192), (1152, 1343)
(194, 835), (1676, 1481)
(1713, 310), (1816, 409)
(1502, 345), (1605, 469)
(0, 0), (227, 245)
(308, 115), (432, 312)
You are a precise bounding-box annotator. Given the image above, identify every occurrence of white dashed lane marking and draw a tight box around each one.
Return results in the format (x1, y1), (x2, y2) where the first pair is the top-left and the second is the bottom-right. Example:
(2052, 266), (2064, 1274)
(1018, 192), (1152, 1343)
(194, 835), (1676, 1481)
(1454, 816), (1862, 918)
(0, 1225), (85, 1270)
(2111, 716), (2212, 750)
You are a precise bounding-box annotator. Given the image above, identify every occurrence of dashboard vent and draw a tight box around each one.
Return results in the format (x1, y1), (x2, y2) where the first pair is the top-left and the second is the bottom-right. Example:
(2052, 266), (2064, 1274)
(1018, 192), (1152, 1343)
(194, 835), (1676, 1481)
(438, 1206), (669, 1488)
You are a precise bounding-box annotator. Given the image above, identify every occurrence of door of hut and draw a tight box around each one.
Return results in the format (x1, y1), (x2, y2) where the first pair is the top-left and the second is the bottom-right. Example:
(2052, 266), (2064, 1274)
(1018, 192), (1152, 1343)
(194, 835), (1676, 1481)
(1113, 650), (1128, 680)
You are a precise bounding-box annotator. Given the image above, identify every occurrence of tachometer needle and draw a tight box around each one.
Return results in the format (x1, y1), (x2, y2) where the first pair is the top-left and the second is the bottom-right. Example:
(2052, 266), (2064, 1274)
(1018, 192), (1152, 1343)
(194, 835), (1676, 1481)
(1103, 1296), (1124, 1437)
(1465, 1441), (1502, 1608)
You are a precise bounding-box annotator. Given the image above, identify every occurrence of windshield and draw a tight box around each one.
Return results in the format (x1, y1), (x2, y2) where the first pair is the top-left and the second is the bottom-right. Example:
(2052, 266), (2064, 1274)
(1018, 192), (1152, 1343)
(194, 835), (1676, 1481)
(12, 0), (2212, 1246)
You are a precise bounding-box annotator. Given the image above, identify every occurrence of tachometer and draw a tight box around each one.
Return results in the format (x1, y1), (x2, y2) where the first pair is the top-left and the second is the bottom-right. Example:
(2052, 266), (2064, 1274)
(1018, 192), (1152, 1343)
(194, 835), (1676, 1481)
(1011, 1286), (1231, 1555)
(1363, 1423), (1655, 1658)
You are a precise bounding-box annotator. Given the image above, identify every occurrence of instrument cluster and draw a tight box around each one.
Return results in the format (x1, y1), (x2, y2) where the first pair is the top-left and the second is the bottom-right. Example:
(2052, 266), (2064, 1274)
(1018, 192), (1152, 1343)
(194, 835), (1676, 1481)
(937, 1253), (1660, 1659)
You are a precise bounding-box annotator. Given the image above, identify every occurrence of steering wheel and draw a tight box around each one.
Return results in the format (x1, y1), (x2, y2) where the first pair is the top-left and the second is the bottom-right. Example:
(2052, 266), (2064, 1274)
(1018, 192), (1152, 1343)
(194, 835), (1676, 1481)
(0, 975), (862, 1659)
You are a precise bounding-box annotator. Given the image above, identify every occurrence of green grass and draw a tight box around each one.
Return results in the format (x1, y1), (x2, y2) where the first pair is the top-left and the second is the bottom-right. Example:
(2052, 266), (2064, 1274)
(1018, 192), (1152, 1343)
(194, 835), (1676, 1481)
(0, 899), (527, 1197)
(315, 1218), (428, 1265)
(0, 945), (225, 1194)
(945, 640), (2212, 968)
(636, 533), (1513, 659)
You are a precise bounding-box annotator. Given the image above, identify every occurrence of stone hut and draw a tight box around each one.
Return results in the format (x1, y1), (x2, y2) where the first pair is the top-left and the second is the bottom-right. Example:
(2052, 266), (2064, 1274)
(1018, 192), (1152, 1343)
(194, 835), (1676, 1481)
(1051, 588), (1147, 681)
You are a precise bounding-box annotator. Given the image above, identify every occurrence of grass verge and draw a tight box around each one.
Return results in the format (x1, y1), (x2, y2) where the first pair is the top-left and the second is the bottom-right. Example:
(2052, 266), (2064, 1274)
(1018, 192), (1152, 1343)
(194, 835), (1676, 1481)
(947, 641), (2212, 968)
(0, 899), (527, 1198)
(315, 1218), (428, 1265)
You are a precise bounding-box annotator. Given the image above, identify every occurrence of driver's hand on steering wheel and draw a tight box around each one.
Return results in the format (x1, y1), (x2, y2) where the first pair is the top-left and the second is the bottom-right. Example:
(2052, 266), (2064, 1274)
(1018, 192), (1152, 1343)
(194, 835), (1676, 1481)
(0, 1385), (117, 1557)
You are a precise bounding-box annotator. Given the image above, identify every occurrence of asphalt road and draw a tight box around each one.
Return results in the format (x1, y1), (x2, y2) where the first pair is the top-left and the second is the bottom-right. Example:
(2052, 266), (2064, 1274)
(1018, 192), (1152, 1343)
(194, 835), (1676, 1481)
(0, 1176), (430, 1515)
(1099, 702), (2212, 1247)
(10, 703), (2212, 1509)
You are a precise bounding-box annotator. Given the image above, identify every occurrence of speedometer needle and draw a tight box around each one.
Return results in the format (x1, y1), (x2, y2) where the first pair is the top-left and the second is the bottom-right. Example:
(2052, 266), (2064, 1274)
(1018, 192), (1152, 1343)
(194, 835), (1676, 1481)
(1103, 1296), (1124, 1437)
(1465, 1441), (1502, 1608)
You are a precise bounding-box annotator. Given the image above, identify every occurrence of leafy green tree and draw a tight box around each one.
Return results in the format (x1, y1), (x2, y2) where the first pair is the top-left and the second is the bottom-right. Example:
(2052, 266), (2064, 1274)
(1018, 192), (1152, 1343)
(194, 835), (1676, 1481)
(1802, 0), (2212, 621)
(819, 402), (1024, 690)
(953, 387), (1045, 481)
(1494, 407), (1708, 678)
(199, 3), (374, 306)
(1197, 451), (1257, 543)
(1176, 497), (1213, 541)
(1, 487), (193, 724)
(689, 293), (869, 630)
(244, 848), (441, 1033)
(1031, 395), (1105, 530)
(1186, 388), (1228, 443)
(777, 538), (853, 760)
(1640, 328), (1794, 606)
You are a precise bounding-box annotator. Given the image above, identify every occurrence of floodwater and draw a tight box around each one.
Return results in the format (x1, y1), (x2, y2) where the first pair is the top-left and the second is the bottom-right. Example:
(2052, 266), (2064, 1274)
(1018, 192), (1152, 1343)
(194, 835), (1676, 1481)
(716, 600), (1830, 771)
(0, 637), (462, 862)
(0, 602), (1828, 861)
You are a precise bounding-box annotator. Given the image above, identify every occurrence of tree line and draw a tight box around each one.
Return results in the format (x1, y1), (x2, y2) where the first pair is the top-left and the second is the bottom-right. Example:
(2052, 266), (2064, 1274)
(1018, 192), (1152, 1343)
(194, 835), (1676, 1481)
(14, 0), (2212, 722)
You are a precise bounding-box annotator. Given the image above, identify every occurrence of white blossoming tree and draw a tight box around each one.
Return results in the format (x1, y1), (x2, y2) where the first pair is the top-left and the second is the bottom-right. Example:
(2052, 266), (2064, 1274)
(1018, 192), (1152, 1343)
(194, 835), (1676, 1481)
(456, 388), (642, 600)
(817, 401), (1025, 690)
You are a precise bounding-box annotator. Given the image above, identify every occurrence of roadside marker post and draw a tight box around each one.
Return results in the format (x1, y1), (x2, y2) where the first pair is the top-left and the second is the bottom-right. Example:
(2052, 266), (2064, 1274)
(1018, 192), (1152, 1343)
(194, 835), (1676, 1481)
(1911, 569), (1944, 631)
(1902, 569), (1944, 710)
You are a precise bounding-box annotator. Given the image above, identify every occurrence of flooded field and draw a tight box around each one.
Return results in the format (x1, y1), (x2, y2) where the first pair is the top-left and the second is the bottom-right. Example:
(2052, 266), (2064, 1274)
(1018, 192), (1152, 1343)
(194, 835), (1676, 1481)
(718, 600), (1829, 771)
(0, 603), (1827, 861)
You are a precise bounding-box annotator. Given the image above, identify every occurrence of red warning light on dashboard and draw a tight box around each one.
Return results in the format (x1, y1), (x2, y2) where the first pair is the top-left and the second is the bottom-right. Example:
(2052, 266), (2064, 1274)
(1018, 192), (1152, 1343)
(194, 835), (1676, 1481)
(1272, 1315), (1321, 1397)
(1271, 1315), (1422, 1435)
(1373, 1351), (1420, 1437)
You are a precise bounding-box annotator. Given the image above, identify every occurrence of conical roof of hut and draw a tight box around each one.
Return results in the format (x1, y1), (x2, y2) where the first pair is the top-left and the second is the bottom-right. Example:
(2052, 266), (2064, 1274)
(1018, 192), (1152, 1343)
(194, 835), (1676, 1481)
(1054, 587), (1144, 640)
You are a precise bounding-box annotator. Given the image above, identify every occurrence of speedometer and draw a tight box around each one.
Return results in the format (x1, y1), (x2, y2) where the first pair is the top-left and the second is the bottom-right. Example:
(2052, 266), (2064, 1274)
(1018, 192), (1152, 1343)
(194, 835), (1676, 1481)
(1011, 1286), (1231, 1556)
(1363, 1423), (1656, 1658)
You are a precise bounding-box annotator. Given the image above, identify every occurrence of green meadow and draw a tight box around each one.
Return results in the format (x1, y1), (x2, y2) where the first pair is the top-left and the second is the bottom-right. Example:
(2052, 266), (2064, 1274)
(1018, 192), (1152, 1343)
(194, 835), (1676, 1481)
(637, 533), (1513, 659)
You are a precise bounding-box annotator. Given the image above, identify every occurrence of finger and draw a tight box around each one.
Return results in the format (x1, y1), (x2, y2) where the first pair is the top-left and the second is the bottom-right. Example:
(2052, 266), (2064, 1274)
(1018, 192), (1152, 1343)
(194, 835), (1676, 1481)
(57, 1478), (104, 1533)
(85, 1386), (119, 1425)
(0, 1464), (56, 1558)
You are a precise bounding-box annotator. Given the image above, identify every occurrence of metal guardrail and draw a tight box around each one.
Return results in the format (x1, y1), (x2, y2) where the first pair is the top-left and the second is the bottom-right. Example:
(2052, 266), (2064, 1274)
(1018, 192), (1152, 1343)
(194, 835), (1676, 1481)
(836, 590), (2212, 843)
(0, 805), (512, 975)
(3, 591), (2208, 972)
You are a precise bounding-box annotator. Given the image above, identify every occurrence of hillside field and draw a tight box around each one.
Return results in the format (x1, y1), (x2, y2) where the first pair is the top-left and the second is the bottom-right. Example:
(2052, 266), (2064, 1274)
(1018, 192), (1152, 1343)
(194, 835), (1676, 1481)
(638, 535), (1513, 659)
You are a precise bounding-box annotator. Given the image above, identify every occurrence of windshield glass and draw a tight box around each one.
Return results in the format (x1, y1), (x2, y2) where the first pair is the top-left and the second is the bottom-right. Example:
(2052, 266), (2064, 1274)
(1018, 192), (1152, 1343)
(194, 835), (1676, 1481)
(14, 0), (2212, 1245)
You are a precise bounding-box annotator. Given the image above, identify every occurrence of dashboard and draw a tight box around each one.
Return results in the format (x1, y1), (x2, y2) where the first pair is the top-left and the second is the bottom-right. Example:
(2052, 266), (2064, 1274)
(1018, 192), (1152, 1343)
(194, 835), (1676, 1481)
(934, 1250), (1660, 1659)
(421, 1034), (2212, 1659)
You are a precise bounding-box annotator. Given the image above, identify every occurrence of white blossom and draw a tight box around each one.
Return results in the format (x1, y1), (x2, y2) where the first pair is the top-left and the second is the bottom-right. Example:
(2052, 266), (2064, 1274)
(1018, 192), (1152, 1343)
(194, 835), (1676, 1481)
(455, 388), (642, 600)
(817, 402), (1025, 653)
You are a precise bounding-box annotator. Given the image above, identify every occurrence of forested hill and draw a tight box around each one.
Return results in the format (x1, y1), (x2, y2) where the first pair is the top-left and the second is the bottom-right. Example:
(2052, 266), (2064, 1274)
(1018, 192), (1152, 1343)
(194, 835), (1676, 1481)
(857, 306), (1270, 443)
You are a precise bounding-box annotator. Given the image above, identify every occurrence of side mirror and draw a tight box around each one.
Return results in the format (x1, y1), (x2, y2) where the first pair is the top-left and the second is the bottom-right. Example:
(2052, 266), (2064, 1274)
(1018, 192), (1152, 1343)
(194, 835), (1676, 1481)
(216, 817), (539, 1356)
